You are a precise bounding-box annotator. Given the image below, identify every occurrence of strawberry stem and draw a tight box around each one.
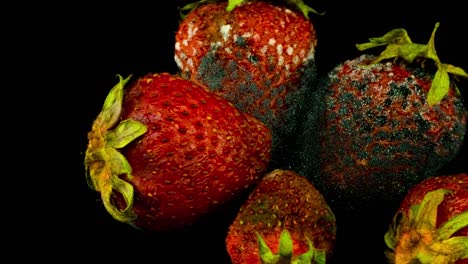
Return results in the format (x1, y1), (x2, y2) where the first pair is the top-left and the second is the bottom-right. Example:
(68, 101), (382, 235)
(84, 74), (147, 223)
(356, 22), (468, 106)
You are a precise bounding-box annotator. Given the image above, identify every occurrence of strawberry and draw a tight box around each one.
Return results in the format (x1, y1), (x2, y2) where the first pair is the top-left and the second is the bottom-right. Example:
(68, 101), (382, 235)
(225, 169), (336, 264)
(299, 23), (468, 212)
(84, 73), (272, 232)
(384, 173), (468, 264)
(177, 0), (324, 19)
(174, 1), (320, 168)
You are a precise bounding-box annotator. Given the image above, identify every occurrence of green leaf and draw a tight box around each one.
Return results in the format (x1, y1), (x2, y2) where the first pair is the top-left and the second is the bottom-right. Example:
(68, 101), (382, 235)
(439, 236), (468, 260)
(98, 74), (132, 130)
(356, 42), (387, 51)
(105, 147), (133, 177)
(355, 22), (467, 107)
(85, 149), (105, 190)
(101, 173), (137, 222)
(356, 28), (411, 50)
(226, 0), (244, 11)
(84, 73), (141, 225)
(312, 247), (326, 264)
(257, 232), (277, 263)
(414, 189), (450, 230)
(444, 236), (468, 259)
(438, 211), (468, 240)
(373, 45), (402, 63)
(399, 43), (427, 63)
(384, 212), (405, 250)
(445, 63), (468, 78)
(425, 22), (440, 63)
(288, 0), (326, 19)
(295, 238), (314, 264)
(427, 69), (450, 106)
(106, 119), (147, 149)
(279, 229), (294, 259)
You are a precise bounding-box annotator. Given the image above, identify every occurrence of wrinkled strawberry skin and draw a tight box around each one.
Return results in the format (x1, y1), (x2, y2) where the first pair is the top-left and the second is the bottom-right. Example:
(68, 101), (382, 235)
(116, 73), (272, 232)
(226, 169), (336, 264)
(300, 54), (468, 211)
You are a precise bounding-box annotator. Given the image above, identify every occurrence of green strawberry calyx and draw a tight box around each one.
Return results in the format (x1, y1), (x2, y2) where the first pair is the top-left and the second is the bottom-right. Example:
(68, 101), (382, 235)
(178, 0), (324, 20)
(384, 189), (468, 264)
(257, 229), (327, 264)
(285, 0), (325, 19)
(84, 74), (147, 223)
(178, 0), (212, 19)
(356, 22), (468, 106)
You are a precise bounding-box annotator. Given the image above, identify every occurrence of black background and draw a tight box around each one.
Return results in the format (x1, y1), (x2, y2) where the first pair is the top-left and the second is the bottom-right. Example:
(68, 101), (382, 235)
(39, 0), (467, 262)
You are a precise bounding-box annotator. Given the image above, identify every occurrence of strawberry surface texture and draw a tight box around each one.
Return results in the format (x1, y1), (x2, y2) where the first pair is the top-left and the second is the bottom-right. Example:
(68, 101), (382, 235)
(174, 1), (318, 168)
(84, 73), (272, 232)
(299, 53), (467, 212)
(77, 1), (468, 263)
(226, 169), (336, 264)
(384, 173), (468, 264)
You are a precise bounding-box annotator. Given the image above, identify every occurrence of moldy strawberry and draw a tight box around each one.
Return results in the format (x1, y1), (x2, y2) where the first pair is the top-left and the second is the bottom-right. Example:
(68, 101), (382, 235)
(174, 0), (320, 168)
(299, 23), (468, 213)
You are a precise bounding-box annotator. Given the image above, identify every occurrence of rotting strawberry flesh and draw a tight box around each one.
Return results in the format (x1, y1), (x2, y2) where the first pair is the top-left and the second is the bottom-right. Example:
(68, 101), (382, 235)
(384, 173), (468, 264)
(299, 23), (468, 213)
(84, 73), (272, 232)
(174, 1), (319, 168)
(225, 169), (336, 264)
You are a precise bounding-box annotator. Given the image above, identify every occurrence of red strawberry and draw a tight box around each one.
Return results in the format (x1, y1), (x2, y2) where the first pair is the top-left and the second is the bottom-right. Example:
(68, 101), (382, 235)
(384, 173), (468, 264)
(225, 169), (336, 264)
(299, 23), (468, 212)
(174, 1), (319, 167)
(84, 73), (272, 232)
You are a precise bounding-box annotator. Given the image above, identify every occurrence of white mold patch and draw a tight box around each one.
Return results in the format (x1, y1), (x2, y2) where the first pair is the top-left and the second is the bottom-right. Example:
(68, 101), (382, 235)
(224, 47), (232, 54)
(306, 43), (315, 61)
(174, 54), (183, 69)
(278, 56), (284, 66)
(276, 44), (283, 55)
(220, 24), (232, 42)
(293, 55), (299, 65)
(268, 38), (276, 46)
(187, 22), (198, 40)
(187, 58), (194, 70)
(242, 32), (252, 38)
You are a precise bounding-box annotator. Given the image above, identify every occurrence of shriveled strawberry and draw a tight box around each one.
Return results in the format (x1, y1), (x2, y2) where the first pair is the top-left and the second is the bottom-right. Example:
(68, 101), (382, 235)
(384, 173), (468, 264)
(174, 1), (319, 167)
(225, 169), (336, 264)
(299, 23), (468, 212)
(84, 73), (272, 232)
